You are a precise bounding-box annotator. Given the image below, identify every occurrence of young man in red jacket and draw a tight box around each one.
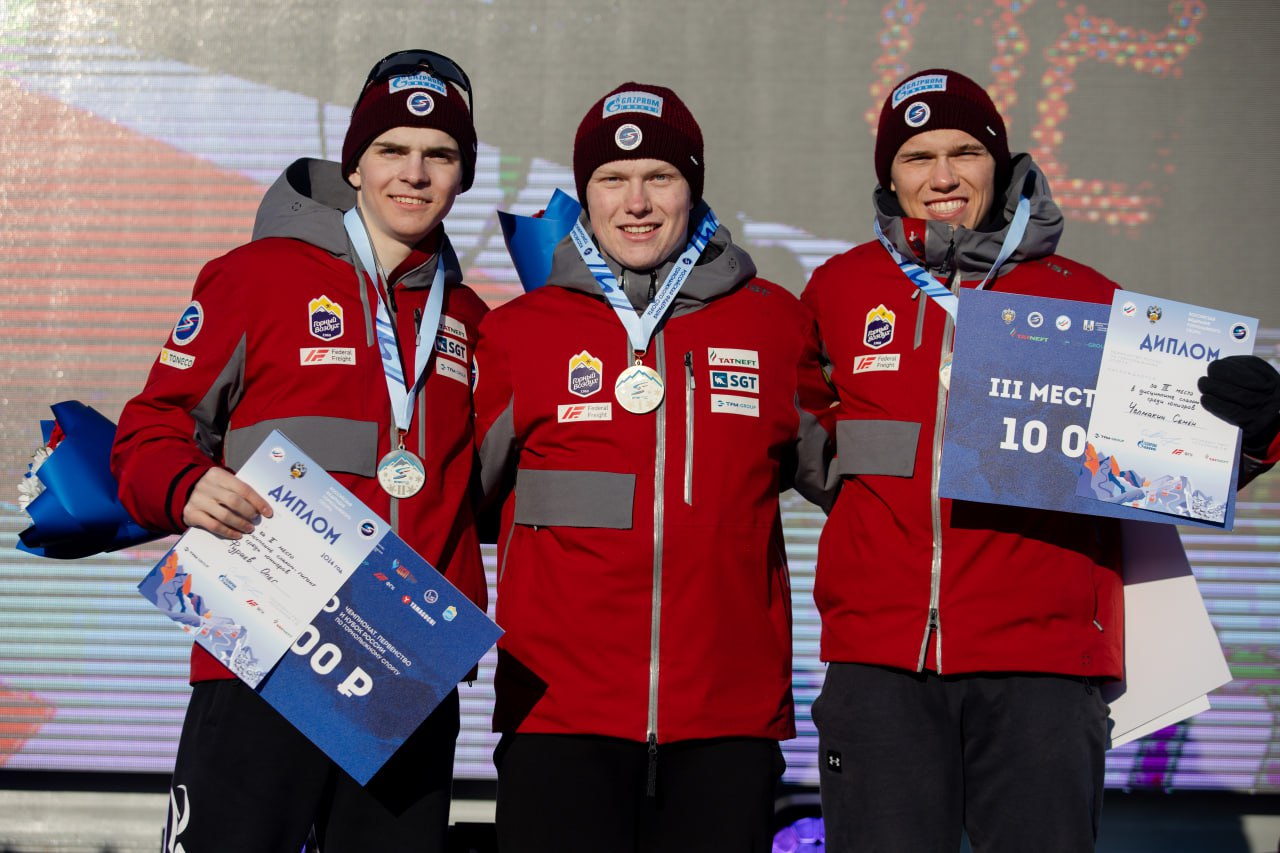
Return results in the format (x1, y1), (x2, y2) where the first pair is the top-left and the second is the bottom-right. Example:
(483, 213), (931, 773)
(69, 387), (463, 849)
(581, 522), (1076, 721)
(802, 67), (1280, 852)
(112, 50), (488, 853)
(473, 82), (833, 851)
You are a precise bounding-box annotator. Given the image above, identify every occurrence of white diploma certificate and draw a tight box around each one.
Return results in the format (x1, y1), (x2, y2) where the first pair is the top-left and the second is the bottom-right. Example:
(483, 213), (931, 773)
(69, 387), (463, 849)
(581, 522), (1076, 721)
(1079, 292), (1257, 524)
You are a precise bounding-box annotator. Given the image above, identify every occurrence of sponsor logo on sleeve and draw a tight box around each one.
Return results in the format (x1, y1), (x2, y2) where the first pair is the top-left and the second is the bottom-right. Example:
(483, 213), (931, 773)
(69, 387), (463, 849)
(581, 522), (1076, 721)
(707, 347), (759, 369)
(299, 347), (356, 365)
(710, 394), (760, 417)
(436, 358), (469, 385)
(171, 301), (204, 346)
(568, 350), (604, 398)
(863, 304), (895, 349)
(159, 347), (196, 370)
(853, 354), (900, 374)
(558, 403), (613, 423)
(309, 295), (344, 341)
(709, 370), (760, 393)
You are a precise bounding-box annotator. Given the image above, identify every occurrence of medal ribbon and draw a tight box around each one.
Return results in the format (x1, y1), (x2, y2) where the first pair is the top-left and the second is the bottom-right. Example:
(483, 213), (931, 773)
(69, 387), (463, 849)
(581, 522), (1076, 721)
(344, 207), (448, 433)
(569, 206), (720, 354)
(873, 193), (1030, 320)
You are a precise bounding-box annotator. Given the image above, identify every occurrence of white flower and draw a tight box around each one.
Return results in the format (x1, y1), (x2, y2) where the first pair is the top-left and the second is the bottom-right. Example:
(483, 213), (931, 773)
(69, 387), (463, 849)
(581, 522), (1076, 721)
(17, 445), (54, 513)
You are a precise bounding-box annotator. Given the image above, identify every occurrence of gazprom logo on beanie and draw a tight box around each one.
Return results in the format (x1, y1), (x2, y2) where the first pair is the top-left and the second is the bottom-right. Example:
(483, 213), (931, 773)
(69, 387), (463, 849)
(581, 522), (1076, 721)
(891, 73), (948, 108)
(603, 91), (664, 118)
(389, 73), (449, 96)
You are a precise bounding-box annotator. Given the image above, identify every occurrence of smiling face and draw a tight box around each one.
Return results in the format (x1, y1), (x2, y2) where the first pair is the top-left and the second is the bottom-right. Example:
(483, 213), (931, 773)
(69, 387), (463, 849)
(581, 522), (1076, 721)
(585, 158), (693, 272)
(348, 126), (464, 269)
(889, 128), (997, 231)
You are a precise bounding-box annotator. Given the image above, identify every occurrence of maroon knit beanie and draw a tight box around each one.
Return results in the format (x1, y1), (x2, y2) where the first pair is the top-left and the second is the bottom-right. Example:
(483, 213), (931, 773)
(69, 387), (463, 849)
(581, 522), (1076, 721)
(342, 64), (477, 191)
(874, 69), (1010, 192)
(573, 83), (704, 207)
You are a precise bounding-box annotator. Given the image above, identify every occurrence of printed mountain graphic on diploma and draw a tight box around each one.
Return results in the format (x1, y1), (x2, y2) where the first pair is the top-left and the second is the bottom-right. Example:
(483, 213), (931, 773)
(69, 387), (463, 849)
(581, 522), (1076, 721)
(138, 550), (264, 679)
(1078, 442), (1226, 523)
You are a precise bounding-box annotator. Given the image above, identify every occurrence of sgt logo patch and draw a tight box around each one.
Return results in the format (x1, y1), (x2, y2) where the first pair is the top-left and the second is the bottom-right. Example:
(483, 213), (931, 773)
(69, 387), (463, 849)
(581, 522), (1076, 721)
(863, 304), (895, 350)
(568, 350), (603, 398)
(308, 295), (344, 341)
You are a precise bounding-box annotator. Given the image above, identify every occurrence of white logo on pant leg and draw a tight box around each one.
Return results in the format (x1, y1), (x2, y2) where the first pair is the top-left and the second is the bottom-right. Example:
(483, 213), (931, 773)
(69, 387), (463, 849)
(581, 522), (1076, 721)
(165, 784), (190, 853)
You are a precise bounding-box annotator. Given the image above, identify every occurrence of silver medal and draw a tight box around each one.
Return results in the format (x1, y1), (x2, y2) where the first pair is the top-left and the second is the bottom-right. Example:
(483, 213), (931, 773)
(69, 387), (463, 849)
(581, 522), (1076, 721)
(377, 448), (426, 498)
(614, 364), (665, 414)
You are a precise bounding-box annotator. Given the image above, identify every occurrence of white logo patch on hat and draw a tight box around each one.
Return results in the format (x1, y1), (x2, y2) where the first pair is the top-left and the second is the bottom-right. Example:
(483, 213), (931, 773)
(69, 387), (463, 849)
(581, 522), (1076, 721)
(406, 92), (435, 116)
(603, 91), (664, 118)
(891, 73), (948, 108)
(389, 73), (448, 96)
(904, 101), (931, 128)
(615, 123), (643, 151)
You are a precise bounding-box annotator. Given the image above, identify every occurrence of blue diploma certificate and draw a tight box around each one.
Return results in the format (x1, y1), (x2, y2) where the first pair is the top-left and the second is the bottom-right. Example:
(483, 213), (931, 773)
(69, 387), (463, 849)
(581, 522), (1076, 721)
(938, 289), (1240, 529)
(139, 431), (502, 783)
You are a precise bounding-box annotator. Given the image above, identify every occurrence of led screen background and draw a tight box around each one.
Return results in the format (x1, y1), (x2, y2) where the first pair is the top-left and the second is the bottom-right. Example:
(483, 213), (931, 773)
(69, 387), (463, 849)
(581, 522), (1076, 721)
(2, 0), (1279, 789)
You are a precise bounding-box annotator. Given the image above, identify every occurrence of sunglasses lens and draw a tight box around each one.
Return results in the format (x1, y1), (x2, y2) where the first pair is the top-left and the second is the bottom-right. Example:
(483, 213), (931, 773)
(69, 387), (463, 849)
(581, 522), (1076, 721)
(367, 50), (471, 95)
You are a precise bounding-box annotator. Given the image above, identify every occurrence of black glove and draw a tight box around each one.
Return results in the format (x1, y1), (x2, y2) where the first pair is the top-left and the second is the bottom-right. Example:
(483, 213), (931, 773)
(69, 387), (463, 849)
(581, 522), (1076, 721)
(1198, 354), (1280, 456)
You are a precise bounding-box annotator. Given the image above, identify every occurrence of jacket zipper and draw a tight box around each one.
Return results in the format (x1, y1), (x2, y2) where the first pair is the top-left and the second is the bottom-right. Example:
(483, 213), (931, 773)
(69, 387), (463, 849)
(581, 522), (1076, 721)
(647, 335), (667, 795)
(683, 352), (695, 505)
(916, 273), (957, 673)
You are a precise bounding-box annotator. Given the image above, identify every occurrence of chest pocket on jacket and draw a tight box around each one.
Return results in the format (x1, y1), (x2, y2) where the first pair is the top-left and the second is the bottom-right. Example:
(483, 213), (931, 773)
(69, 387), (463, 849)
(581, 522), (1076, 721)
(513, 469), (635, 529)
(835, 419), (920, 478)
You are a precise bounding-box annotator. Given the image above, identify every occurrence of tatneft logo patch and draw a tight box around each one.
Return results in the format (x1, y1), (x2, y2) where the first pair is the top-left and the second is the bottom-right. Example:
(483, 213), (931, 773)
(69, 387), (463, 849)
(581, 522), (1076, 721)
(388, 73), (448, 96)
(602, 91), (664, 118)
(558, 403), (613, 422)
(159, 348), (196, 370)
(853, 353), (900, 374)
(438, 314), (467, 340)
(709, 370), (759, 393)
(711, 394), (760, 417)
(436, 358), (469, 385)
(299, 347), (356, 365)
(707, 347), (759, 369)
(891, 73), (947, 108)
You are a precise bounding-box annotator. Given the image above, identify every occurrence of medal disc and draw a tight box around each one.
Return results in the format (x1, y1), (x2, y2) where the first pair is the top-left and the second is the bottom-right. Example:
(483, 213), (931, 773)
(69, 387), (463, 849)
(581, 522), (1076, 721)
(614, 365), (665, 414)
(377, 448), (426, 498)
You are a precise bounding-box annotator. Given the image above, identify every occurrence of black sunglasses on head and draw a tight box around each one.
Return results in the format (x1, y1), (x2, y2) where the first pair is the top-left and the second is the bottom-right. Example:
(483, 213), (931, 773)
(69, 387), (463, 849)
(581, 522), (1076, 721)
(357, 49), (473, 116)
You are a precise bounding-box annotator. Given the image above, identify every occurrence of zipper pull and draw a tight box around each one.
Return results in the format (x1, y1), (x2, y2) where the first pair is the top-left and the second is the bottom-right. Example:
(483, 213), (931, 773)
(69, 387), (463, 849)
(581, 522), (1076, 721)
(684, 352), (695, 389)
(646, 733), (659, 798)
(928, 607), (939, 632)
